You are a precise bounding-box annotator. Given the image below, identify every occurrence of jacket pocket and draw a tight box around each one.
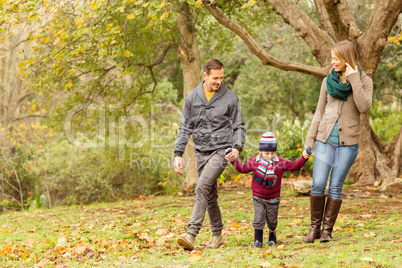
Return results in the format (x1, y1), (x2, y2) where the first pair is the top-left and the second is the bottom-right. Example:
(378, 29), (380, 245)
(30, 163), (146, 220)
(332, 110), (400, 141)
(210, 131), (233, 147)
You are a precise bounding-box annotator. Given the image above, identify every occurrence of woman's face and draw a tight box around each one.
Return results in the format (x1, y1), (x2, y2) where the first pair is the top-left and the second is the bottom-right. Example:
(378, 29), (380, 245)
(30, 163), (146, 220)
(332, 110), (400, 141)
(331, 51), (346, 73)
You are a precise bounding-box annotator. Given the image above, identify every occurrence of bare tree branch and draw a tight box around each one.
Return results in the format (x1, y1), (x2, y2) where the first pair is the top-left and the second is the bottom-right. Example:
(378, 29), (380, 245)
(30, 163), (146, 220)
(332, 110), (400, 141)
(14, 114), (48, 121)
(313, 0), (336, 40)
(322, 0), (361, 41)
(262, 0), (335, 66)
(203, 0), (330, 76)
(358, 0), (402, 77)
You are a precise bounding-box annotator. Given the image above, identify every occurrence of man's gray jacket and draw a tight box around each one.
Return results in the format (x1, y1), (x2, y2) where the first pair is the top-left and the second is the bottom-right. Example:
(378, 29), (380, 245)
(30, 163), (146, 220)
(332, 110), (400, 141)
(174, 82), (246, 156)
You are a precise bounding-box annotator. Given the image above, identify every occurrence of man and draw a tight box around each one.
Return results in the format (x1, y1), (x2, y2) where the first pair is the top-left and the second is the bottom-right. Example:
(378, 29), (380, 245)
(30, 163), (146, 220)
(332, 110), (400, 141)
(174, 59), (246, 250)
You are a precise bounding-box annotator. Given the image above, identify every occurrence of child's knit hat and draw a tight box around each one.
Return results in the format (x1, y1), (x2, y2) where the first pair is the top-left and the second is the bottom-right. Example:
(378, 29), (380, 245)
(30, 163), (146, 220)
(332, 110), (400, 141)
(259, 131), (277, 152)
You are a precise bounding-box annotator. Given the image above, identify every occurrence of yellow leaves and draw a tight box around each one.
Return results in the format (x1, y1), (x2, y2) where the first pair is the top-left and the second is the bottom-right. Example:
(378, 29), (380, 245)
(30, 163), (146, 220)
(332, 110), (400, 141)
(44, 37), (51, 43)
(124, 50), (133, 58)
(241, 0), (256, 9)
(106, 23), (114, 31)
(276, 244), (285, 249)
(387, 62), (393, 67)
(75, 17), (84, 26)
(65, 82), (73, 88)
(277, 38), (282, 42)
(195, 0), (203, 8)
(90, 0), (100, 10)
(346, 228), (354, 232)
(127, 14), (135, 19)
(71, 50), (79, 56)
(306, 58), (310, 62)
(189, 250), (202, 262)
(27, 13), (39, 21)
(160, 11), (169, 20)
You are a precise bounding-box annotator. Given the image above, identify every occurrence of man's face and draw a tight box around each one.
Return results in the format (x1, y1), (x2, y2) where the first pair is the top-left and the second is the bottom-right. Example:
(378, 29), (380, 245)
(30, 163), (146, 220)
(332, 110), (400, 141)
(203, 68), (224, 92)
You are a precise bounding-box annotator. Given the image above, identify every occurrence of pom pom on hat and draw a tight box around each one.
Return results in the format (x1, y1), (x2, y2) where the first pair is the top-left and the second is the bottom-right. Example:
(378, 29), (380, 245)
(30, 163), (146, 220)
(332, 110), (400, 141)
(259, 131), (277, 152)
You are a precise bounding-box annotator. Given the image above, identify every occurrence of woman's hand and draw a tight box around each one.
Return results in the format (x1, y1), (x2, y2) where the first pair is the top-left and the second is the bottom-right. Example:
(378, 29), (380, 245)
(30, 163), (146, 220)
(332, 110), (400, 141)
(345, 63), (358, 76)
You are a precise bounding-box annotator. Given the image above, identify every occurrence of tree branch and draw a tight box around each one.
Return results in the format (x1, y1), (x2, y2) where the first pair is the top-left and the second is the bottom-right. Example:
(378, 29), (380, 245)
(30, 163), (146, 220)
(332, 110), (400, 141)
(322, 0), (361, 41)
(313, 0), (336, 40)
(14, 114), (48, 121)
(262, 0), (335, 66)
(137, 43), (177, 68)
(203, 0), (330, 77)
(358, 0), (402, 77)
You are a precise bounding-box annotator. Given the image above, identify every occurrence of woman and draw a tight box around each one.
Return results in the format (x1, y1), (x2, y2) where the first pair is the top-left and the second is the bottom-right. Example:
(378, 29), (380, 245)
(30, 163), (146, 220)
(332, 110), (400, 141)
(302, 40), (373, 243)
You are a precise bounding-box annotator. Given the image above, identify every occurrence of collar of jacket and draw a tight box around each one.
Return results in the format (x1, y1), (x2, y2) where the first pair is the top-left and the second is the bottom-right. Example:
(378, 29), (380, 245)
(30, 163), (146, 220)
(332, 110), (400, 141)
(196, 81), (228, 107)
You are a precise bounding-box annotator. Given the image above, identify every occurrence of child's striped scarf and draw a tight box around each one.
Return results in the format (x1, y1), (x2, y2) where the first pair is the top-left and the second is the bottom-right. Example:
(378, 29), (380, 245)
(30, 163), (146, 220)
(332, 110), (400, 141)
(254, 155), (278, 188)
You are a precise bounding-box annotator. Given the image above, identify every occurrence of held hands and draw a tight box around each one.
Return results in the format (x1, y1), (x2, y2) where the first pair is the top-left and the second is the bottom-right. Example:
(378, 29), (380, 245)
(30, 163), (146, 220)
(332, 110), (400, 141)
(345, 63), (358, 76)
(225, 148), (239, 162)
(302, 147), (312, 159)
(174, 156), (183, 176)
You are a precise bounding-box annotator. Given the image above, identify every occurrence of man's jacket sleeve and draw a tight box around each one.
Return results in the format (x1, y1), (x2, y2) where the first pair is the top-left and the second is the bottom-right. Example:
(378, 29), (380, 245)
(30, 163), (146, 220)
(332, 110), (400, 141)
(230, 97), (246, 152)
(174, 96), (194, 157)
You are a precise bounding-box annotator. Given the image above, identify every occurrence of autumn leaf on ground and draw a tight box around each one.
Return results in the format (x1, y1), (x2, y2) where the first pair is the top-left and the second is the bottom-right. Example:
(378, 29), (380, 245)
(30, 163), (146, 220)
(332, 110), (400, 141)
(188, 254), (202, 262)
(259, 261), (272, 267)
(34, 258), (50, 268)
(24, 239), (34, 247)
(346, 228), (354, 232)
(262, 252), (272, 258)
(277, 245), (285, 249)
(333, 225), (342, 231)
(286, 232), (295, 237)
(361, 257), (377, 264)
(231, 221), (240, 228)
(363, 232), (377, 237)
(156, 229), (167, 236)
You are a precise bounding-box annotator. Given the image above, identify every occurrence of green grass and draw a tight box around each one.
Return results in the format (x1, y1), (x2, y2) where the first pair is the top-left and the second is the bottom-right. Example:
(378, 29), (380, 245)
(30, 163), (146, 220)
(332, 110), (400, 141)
(0, 185), (401, 267)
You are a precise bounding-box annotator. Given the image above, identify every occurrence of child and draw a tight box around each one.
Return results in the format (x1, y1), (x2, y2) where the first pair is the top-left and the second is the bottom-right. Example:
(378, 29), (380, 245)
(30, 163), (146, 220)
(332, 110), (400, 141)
(226, 131), (311, 247)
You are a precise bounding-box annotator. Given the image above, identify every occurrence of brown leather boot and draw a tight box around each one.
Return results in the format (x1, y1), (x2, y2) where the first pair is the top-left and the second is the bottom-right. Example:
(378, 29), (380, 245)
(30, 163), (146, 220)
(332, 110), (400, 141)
(303, 194), (326, 243)
(320, 197), (342, 243)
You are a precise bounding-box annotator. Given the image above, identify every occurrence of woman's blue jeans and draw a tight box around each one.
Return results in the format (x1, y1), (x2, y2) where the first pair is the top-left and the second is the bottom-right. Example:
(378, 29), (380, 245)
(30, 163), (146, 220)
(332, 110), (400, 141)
(312, 140), (358, 200)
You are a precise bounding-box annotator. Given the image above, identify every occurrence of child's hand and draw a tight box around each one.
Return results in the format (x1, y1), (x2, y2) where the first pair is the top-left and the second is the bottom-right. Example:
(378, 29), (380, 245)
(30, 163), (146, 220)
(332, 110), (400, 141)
(225, 148), (239, 162)
(302, 147), (312, 159)
(225, 148), (232, 161)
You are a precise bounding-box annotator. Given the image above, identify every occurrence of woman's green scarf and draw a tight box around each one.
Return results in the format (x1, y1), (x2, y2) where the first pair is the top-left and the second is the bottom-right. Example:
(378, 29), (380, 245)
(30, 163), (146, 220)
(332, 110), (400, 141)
(326, 64), (362, 101)
(326, 69), (352, 101)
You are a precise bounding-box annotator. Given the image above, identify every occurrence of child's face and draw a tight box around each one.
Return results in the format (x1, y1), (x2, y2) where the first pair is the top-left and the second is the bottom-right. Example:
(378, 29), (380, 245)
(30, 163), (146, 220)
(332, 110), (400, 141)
(260, 151), (276, 161)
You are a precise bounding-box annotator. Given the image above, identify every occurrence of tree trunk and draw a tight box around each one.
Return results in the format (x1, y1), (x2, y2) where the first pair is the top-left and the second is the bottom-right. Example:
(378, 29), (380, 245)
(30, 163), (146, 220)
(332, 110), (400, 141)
(176, 3), (201, 192)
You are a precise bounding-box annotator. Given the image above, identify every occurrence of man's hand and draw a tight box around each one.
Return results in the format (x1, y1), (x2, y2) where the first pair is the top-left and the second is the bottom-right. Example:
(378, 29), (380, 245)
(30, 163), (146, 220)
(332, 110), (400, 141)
(174, 156), (183, 175)
(225, 148), (239, 162)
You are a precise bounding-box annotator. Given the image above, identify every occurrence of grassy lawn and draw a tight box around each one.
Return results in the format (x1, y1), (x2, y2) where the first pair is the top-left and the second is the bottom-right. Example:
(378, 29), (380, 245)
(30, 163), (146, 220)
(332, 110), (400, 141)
(0, 180), (401, 267)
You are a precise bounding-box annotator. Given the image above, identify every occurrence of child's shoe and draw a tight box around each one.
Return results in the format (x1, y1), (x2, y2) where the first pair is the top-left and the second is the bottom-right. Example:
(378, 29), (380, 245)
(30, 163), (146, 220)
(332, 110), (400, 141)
(268, 230), (277, 246)
(252, 240), (262, 248)
(252, 229), (263, 248)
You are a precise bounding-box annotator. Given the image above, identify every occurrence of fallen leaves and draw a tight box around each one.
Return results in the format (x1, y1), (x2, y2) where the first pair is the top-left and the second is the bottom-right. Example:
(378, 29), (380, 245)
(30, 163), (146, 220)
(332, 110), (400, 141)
(231, 221), (240, 228)
(259, 261), (272, 267)
(363, 232), (377, 237)
(188, 250), (202, 262)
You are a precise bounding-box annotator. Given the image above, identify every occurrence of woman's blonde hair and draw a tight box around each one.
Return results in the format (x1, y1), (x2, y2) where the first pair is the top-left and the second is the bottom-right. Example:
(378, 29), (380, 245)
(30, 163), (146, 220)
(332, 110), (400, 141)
(331, 41), (360, 82)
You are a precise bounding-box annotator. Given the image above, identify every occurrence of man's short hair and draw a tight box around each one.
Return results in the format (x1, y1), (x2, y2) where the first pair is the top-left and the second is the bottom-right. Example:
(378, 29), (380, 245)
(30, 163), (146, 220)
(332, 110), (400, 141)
(203, 59), (224, 75)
